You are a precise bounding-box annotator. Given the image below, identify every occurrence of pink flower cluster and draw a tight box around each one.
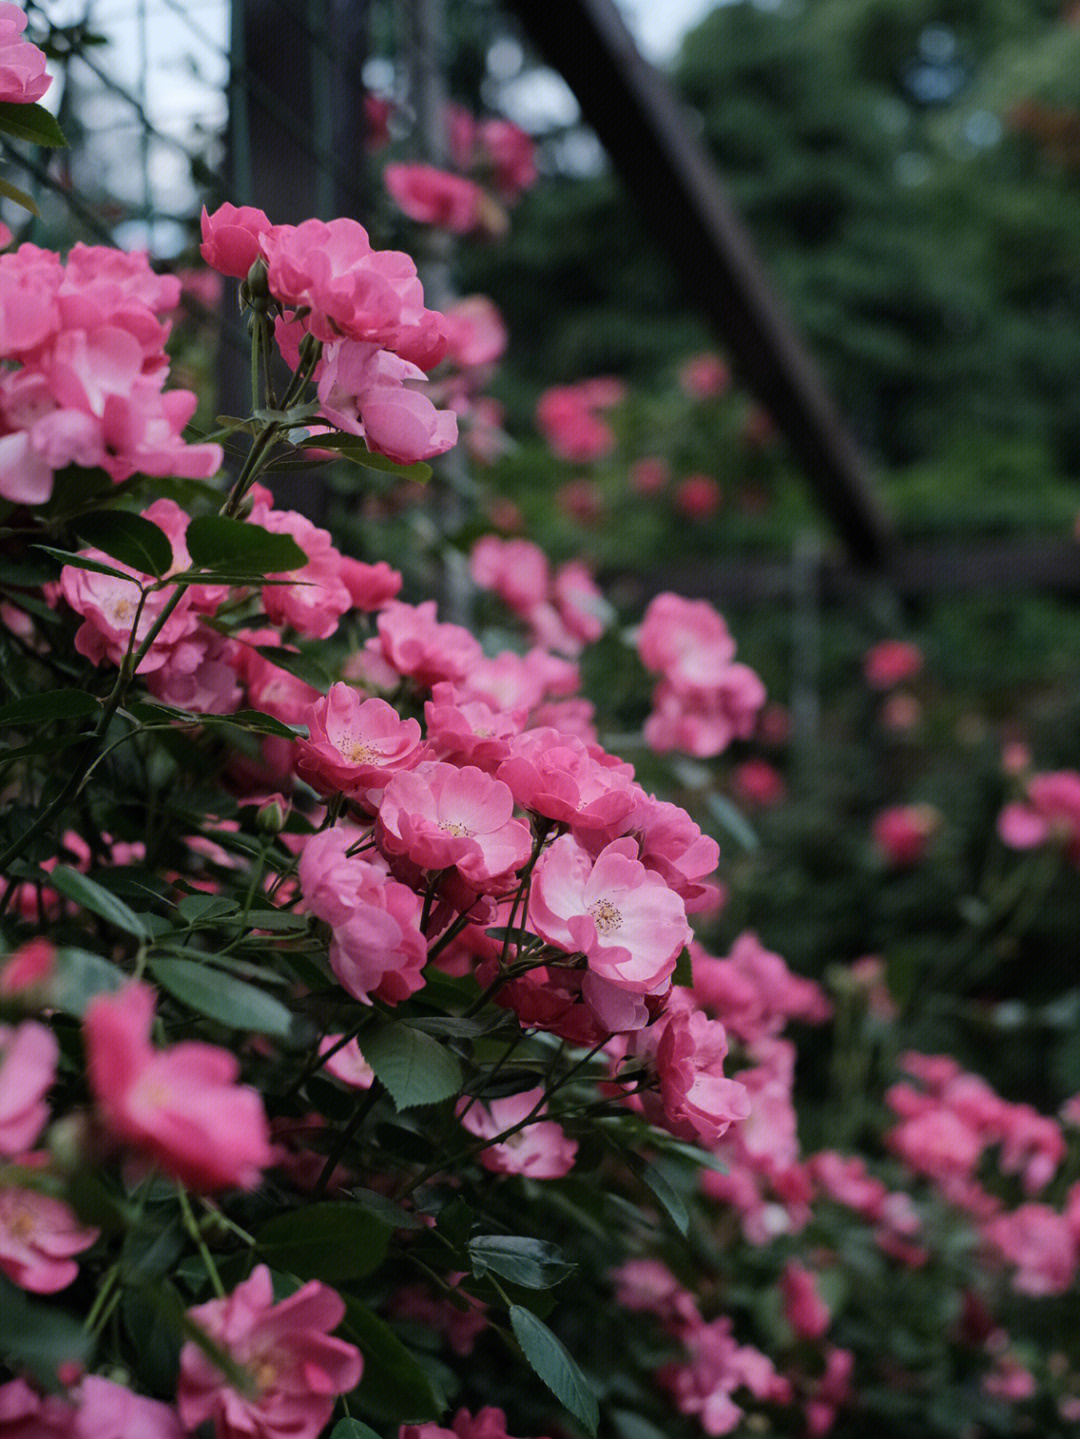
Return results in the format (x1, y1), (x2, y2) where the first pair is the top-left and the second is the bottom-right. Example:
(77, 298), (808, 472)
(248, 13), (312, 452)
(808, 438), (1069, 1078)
(863, 639), (924, 689)
(998, 768), (1080, 867)
(403, 1407), (548, 1439)
(637, 593), (766, 758)
(470, 535), (610, 655)
(0, 4), (51, 103)
(200, 205), (457, 465)
(535, 378), (624, 463)
(0, 244), (223, 505)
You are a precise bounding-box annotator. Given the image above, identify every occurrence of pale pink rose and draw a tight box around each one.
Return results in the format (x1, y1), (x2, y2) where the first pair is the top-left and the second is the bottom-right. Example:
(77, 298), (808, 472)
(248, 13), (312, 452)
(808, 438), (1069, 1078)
(551, 560), (609, 647)
(376, 762), (532, 887)
(319, 1036), (373, 1089)
(373, 600), (483, 689)
(199, 203), (273, 278)
(497, 728), (636, 836)
(424, 682), (527, 771)
(535, 385), (616, 462)
(983, 1204), (1079, 1296)
(628, 1005), (750, 1146)
(234, 630), (321, 723)
(71, 1377), (182, 1438)
(248, 501), (352, 640)
(779, 1262), (831, 1340)
(0, 937), (55, 997)
(863, 639), (923, 689)
(678, 353), (730, 399)
(611, 1257), (698, 1328)
(998, 770), (1080, 866)
(146, 628), (243, 714)
(385, 162), (485, 234)
(178, 1264), (362, 1439)
(0, 1185), (97, 1293)
(0, 1021), (57, 1155)
(442, 296), (508, 369)
(402, 1407), (547, 1439)
(983, 1353), (1037, 1402)
(638, 593), (736, 692)
(804, 1346), (853, 1436)
(629, 794), (721, 913)
(0, 4), (51, 102)
(470, 535), (550, 615)
(317, 341), (457, 462)
(83, 980), (273, 1192)
(0, 1377), (74, 1436)
(530, 833), (690, 994)
(457, 1087), (577, 1178)
(296, 684), (425, 794)
(644, 670), (766, 759)
(806, 1152), (888, 1219)
(338, 556), (402, 611)
(872, 804), (940, 867)
(60, 554), (201, 676)
(659, 1316), (790, 1437)
(691, 931), (830, 1043)
(888, 1105), (983, 1184)
(453, 651), (548, 713)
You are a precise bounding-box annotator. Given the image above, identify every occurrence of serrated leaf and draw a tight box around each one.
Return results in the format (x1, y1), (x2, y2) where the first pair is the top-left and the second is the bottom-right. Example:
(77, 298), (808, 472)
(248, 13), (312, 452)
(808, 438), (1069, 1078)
(0, 100), (67, 147)
(362, 1022), (463, 1110)
(342, 1299), (445, 1422)
(50, 865), (149, 938)
(0, 689), (99, 726)
(628, 1156), (689, 1237)
(349, 1187), (426, 1231)
(0, 1274), (92, 1386)
(74, 510), (173, 578)
(256, 1202), (389, 1281)
(34, 544), (134, 582)
(186, 515), (308, 574)
(148, 956), (292, 1037)
(331, 1423), (383, 1439)
(509, 1305), (598, 1436)
(50, 946), (126, 1015)
(469, 1235), (575, 1289)
(251, 642), (333, 691)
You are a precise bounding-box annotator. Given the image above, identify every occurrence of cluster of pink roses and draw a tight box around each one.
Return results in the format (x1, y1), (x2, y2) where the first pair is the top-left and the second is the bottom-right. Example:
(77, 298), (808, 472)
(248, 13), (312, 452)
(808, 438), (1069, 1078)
(385, 103), (536, 237)
(636, 592), (766, 758)
(200, 204), (458, 465)
(998, 767), (1080, 867)
(470, 534), (609, 656)
(534, 377), (624, 463)
(0, 244), (223, 506)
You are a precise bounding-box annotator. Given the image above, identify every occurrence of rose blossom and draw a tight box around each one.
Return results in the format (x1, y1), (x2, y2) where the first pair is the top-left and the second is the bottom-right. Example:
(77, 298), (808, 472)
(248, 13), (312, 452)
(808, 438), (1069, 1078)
(0, 1020), (57, 1155)
(0, 1184), (98, 1293)
(0, 4), (52, 103)
(779, 1262), (831, 1340)
(530, 833), (691, 995)
(178, 1264), (362, 1439)
(376, 762), (532, 888)
(373, 599), (483, 689)
(296, 684), (424, 794)
(456, 1087), (577, 1178)
(72, 1376), (184, 1439)
(83, 980), (273, 1192)
(385, 162), (485, 233)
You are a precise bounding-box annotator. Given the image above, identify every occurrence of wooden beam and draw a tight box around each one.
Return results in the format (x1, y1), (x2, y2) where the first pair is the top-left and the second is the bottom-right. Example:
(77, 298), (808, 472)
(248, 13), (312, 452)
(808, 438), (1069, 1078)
(505, 0), (896, 570)
(606, 537), (1080, 609)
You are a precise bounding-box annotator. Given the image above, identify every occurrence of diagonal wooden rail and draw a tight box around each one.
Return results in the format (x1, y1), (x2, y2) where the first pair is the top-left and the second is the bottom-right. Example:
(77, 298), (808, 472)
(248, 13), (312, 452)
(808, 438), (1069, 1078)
(506, 0), (896, 571)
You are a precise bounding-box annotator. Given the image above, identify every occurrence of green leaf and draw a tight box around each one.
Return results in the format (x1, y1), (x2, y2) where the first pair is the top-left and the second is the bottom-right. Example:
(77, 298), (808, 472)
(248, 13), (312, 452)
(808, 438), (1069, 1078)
(331, 1423), (384, 1439)
(0, 1274), (93, 1386)
(362, 1022), (463, 1110)
(0, 173), (38, 214)
(124, 700), (303, 739)
(349, 1186), (427, 1231)
(50, 866), (149, 938)
(705, 793), (759, 853)
(251, 642), (334, 691)
(177, 893), (239, 925)
(509, 1305), (598, 1436)
(342, 1299), (445, 1423)
(34, 544), (134, 582)
(469, 1235), (575, 1289)
(629, 1157), (689, 1237)
(296, 434), (432, 483)
(74, 510), (173, 578)
(186, 515), (308, 574)
(51, 946), (126, 1015)
(239, 908), (311, 932)
(256, 1202), (390, 1282)
(0, 689), (99, 727)
(148, 957), (293, 1037)
(0, 100), (68, 147)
